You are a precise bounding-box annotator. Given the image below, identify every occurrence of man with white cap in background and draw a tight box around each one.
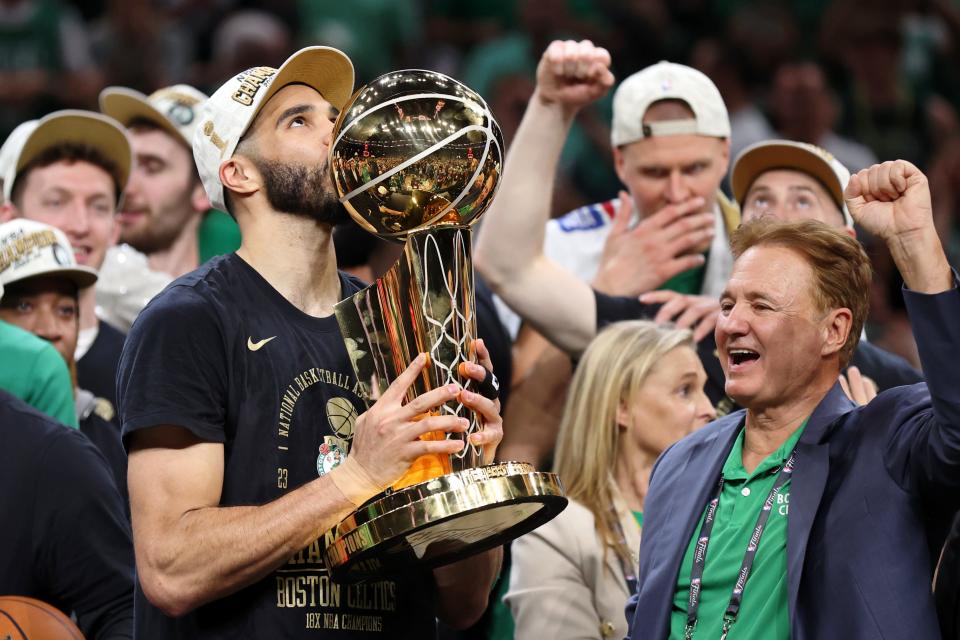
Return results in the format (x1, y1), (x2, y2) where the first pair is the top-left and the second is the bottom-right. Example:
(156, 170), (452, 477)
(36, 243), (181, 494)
(0, 110), (131, 423)
(0, 218), (127, 496)
(484, 43), (738, 336)
(639, 139), (866, 343)
(94, 83), (242, 332)
(99, 83), (241, 280)
(476, 41), (737, 467)
(117, 46), (503, 638)
(733, 140), (921, 389)
(543, 55), (737, 300)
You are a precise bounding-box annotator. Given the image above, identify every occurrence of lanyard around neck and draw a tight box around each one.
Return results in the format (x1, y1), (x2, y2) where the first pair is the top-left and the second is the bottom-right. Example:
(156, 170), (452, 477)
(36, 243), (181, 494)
(684, 450), (797, 640)
(609, 504), (639, 595)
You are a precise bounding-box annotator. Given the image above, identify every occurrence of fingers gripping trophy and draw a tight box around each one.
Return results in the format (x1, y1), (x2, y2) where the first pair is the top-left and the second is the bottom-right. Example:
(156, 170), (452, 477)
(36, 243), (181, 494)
(325, 70), (567, 580)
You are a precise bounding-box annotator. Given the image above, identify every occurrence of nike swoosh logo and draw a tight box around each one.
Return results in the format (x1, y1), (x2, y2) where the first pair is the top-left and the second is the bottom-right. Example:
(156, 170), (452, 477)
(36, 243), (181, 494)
(247, 336), (277, 351)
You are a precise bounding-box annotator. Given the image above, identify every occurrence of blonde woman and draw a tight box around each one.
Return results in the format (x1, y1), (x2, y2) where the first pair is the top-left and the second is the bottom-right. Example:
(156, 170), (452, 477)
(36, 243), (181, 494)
(505, 321), (716, 639)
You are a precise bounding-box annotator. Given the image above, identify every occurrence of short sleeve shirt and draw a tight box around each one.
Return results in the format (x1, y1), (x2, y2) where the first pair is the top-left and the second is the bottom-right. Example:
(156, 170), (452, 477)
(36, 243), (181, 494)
(117, 253), (436, 639)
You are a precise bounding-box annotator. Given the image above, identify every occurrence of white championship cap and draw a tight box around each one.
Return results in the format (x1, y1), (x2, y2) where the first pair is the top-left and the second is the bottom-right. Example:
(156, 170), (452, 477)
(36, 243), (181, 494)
(0, 219), (98, 291)
(193, 46), (355, 213)
(0, 121), (35, 202)
(100, 84), (209, 148)
(1, 110), (132, 205)
(731, 139), (854, 229)
(611, 61), (730, 147)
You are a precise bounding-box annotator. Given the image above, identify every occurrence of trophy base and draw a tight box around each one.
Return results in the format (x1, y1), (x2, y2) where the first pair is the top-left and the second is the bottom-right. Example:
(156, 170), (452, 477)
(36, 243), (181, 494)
(324, 461), (566, 582)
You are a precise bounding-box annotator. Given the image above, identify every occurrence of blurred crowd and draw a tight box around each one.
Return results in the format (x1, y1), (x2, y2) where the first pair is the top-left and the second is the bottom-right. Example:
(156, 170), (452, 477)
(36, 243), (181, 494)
(5, 0), (960, 364)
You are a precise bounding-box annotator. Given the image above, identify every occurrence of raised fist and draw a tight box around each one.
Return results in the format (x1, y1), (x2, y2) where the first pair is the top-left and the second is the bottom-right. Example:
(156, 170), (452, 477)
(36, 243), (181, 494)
(846, 160), (952, 293)
(844, 160), (933, 242)
(536, 39), (615, 112)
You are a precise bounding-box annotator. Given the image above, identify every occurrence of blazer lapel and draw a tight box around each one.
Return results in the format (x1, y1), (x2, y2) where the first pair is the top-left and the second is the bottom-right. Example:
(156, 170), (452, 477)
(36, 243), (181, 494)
(644, 415), (743, 634)
(787, 384), (855, 625)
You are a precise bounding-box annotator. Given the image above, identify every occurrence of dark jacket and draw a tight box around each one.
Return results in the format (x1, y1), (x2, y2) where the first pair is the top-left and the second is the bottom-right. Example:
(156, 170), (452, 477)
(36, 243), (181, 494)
(626, 282), (960, 639)
(0, 390), (134, 639)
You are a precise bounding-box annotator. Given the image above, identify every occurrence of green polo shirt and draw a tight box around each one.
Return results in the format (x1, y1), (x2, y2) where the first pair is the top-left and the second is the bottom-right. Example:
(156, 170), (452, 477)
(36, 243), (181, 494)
(669, 419), (807, 639)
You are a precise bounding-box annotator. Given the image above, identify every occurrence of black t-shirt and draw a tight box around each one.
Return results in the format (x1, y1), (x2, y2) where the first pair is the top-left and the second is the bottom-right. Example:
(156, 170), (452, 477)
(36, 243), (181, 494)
(77, 320), (125, 427)
(117, 253), (437, 639)
(79, 401), (129, 511)
(0, 390), (134, 639)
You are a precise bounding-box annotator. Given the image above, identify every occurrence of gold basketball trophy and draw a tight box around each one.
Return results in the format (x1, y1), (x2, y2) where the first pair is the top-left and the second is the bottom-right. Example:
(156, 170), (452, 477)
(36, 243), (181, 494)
(325, 70), (567, 581)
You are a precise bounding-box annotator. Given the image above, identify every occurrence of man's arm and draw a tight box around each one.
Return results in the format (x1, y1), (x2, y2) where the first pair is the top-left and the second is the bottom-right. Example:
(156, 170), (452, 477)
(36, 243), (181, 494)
(497, 334), (572, 467)
(128, 429), (353, 617)
(846, 161), (960, 493)
(475, 40), (613, 354)
(433, 546), (504, 628)
(129, 357), (472, 617)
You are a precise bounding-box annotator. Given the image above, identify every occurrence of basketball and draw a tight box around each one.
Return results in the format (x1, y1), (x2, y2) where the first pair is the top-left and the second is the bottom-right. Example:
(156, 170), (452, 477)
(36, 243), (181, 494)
(326, 396), (357, 438)
(0, 596), (84, 639)
(329, 69), (504, 240)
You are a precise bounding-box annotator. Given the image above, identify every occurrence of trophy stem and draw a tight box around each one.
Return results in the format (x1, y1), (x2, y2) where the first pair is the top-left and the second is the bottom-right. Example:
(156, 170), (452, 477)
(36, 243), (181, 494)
(331, 227), (568, 581)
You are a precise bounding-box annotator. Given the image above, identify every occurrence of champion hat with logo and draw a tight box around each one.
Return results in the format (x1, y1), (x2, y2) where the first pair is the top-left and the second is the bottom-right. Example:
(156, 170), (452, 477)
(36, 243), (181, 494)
(100, 84), (208, 148)
(0, 110), (132, 205)
(611, 61), (730, 147)
(0, 219), (98, 291)
(731, 139), (854, 229)
(193, 46), (355, 213)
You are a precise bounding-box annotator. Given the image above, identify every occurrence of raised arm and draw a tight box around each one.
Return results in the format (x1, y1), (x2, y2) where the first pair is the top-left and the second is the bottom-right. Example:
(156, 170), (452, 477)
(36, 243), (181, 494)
(845, 160), (960, 493)
(475, 40), (614, 354)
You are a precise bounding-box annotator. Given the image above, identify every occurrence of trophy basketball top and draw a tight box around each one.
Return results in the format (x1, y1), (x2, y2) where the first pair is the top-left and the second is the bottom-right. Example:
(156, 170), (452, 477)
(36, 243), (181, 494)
(329, 69), (504, 240)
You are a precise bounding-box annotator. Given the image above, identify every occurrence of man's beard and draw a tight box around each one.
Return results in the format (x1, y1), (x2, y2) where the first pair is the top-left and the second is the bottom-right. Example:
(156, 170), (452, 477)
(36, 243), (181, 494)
(253, 156), (349, 225)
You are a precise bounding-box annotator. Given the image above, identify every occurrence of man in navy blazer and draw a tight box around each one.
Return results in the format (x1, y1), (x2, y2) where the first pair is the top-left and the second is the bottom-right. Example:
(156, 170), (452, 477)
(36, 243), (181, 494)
(626, 160), (959, 639)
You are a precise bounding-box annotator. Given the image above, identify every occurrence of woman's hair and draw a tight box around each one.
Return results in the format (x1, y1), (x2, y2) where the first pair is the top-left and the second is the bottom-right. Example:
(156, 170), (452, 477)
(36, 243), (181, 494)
(553, 320), (695, 569)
